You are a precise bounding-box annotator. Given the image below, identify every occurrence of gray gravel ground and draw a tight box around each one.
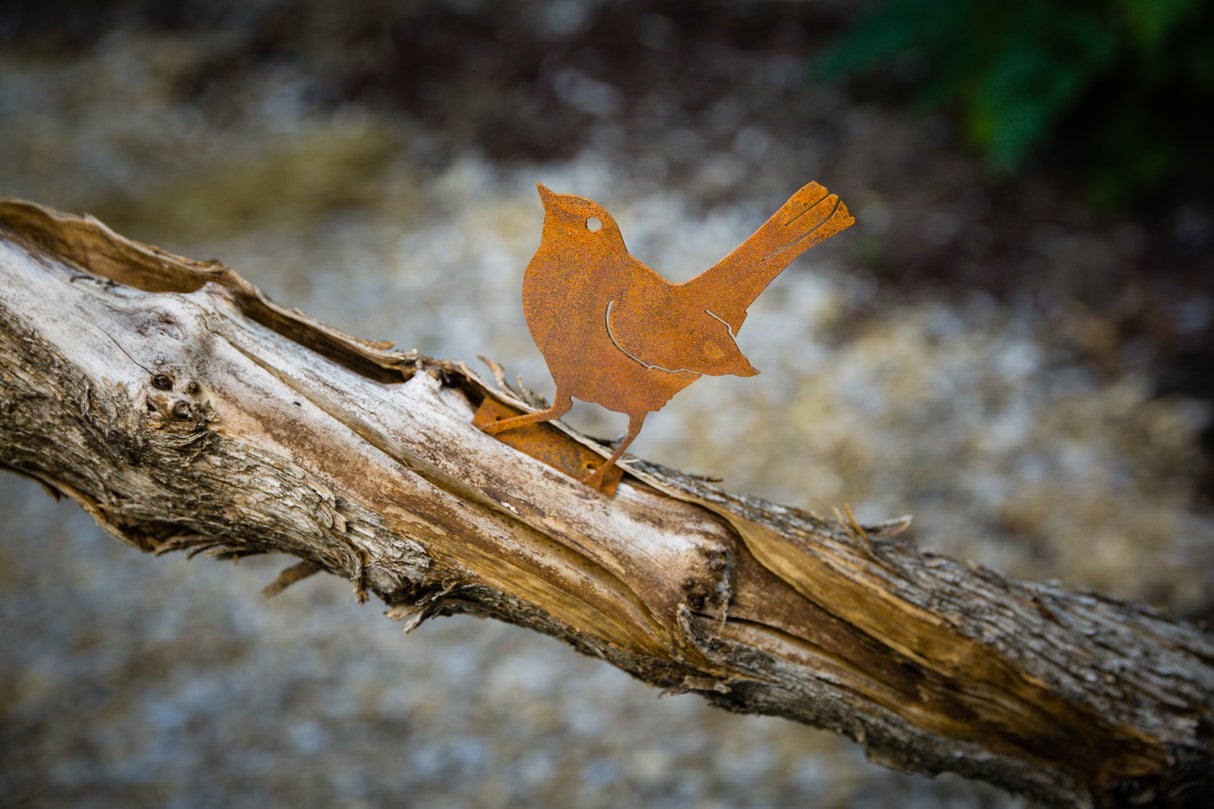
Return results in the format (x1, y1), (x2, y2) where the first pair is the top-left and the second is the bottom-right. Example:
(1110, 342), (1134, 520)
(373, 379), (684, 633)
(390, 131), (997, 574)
(2, 3), (1211, 807)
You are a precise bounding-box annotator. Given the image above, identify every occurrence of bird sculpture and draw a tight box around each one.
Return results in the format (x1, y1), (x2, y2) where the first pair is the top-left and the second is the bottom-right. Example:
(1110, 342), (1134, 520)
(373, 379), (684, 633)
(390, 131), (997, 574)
(482, 180), (854, 490)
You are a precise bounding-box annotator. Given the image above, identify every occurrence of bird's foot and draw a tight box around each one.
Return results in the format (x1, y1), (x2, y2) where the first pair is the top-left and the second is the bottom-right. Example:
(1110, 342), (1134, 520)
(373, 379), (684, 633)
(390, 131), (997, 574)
(480, 410), (548, 436)
(579, 463), (611, 491)
(478, 397), (573, 438)
(481, 419), (508, 436)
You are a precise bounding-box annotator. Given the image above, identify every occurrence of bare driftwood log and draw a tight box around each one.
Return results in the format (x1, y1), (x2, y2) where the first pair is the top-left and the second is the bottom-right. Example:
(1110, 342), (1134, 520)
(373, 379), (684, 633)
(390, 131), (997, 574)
(2, 197), (1212, 809)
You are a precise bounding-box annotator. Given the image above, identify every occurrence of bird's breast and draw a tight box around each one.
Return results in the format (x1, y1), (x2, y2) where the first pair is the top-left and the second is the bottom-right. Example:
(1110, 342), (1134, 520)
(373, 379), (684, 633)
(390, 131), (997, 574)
(522, 250), (619, 356)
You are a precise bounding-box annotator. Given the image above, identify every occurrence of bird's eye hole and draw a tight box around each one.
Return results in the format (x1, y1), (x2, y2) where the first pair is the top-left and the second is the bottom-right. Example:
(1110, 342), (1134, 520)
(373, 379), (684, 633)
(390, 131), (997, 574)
(585, 216), (602, 232)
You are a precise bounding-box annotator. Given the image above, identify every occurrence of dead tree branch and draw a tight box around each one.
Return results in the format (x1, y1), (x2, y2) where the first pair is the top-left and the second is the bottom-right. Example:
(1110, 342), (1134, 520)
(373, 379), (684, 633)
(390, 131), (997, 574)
(2, 197), (1211, 809)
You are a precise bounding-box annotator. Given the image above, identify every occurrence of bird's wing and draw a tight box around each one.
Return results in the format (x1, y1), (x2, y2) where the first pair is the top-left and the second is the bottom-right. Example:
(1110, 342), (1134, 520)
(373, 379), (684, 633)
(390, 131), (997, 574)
(606, 286), (757, 378)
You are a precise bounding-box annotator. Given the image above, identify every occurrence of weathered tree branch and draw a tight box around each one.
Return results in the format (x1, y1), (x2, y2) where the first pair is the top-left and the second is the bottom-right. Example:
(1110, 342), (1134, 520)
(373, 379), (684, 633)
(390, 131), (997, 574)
(2, 197), (1211, 809)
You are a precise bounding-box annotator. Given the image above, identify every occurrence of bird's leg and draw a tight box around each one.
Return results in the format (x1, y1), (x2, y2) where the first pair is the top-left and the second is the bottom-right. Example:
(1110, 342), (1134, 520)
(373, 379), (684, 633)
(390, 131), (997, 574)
(481, 392), (572, 436)
(581, 413), (644, 490)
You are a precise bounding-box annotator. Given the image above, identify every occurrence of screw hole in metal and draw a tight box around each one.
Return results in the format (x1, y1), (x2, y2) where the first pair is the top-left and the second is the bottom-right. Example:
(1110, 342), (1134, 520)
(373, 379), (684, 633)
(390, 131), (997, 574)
(585, 216), (602, 232)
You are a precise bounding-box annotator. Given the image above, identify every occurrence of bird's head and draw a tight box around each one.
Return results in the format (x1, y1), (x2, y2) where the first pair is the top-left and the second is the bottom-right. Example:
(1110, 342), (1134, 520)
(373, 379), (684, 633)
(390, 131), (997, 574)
(536, 183), (625, 251)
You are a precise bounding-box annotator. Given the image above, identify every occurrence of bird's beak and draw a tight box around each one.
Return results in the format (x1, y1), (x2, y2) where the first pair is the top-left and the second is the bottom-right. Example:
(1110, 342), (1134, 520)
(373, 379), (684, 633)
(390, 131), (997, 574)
(536, 183), (556, 211)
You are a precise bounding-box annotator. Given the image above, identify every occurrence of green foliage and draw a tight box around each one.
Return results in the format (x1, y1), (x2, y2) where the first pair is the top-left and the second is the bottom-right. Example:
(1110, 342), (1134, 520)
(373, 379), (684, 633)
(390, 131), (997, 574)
(817, 0), (1214, 207)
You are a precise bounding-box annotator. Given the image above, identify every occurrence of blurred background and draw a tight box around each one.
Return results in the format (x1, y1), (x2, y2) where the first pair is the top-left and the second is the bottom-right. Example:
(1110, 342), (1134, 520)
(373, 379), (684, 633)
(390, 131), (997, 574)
(2, 1), (1211, 807)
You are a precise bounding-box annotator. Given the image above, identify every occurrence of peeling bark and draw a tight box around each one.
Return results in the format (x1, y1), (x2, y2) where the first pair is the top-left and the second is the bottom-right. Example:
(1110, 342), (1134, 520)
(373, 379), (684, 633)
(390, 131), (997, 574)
(2, 197), (1212, 809)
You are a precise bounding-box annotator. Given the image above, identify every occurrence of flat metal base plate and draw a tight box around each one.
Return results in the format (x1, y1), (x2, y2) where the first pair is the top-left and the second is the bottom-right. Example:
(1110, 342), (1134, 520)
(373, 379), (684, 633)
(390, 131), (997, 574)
(473, 397), (624, 496)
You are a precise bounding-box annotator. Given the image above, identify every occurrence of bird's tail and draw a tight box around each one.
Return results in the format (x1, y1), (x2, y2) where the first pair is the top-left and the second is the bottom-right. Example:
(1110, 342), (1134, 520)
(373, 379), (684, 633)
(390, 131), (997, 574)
(683, 182), (854, 332)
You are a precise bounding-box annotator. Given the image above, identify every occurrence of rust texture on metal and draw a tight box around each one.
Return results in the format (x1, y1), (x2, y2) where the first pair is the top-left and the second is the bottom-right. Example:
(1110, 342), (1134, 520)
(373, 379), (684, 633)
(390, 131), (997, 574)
(480, 181), (855, 492)
(473, 396), (625, 496)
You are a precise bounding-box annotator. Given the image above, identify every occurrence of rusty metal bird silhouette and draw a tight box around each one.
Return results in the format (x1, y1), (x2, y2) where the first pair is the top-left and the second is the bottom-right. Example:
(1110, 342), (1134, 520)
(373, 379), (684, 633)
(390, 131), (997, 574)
(481, 181), (855, 491)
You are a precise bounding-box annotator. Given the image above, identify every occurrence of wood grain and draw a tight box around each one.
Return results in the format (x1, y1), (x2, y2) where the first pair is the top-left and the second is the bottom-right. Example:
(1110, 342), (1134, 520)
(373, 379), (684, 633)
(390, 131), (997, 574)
(2, 197), (1211, 809)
